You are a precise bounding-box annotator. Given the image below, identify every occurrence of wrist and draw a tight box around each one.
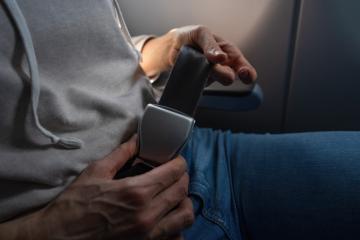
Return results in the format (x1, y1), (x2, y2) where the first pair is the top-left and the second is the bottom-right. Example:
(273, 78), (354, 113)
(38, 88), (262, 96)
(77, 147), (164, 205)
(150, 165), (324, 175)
(140, 32), (174, 78)
(0, 209), (48, 240)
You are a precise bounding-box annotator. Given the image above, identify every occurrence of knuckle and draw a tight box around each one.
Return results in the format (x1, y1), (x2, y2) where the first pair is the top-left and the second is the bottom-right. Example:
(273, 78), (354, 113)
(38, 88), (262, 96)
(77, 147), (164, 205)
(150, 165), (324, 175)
(118, 179), (132, 194)
(169, 166), (184, 182)
(126, 188), (148, 206)
(184, 197), (194, 210)
(178, 174), (190, 195)
(189, 25), (208, 41)
(173, 157), (187, 174)
(177, 184), (188, 199)
(164, 184), (188, 207)
(164, 185), (188, 207)
(177, 155), (187, 166)
(122, 177), (135, 189)
(163, 195), (177, 208)
(135, 215), (154, 234)
(182, 209), (195, 227)
(132, 193), (147, 207)
(182, 199), (195, 227)
(151, 225), (168, 240)
(196, 25), (208, 33)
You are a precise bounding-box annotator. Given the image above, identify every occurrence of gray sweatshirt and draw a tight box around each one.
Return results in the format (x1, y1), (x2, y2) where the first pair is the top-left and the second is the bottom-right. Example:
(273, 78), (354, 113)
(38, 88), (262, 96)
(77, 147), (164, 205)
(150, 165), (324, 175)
(0, 0), (156, 222)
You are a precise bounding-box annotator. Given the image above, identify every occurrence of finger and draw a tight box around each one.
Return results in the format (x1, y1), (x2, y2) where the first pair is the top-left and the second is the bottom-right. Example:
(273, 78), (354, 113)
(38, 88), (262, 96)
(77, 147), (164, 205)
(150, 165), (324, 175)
(150, 173), (189, 220)
(83, 135), (138, 179)
(215, 35), (258, 84)
(149, 198), (194, 240)
(209, 64), (236, 86)
(191, 26), (227, 64)
(238, 65), (258, 85)
(221, 47), (257, 84)
(125, 156), (188, 197)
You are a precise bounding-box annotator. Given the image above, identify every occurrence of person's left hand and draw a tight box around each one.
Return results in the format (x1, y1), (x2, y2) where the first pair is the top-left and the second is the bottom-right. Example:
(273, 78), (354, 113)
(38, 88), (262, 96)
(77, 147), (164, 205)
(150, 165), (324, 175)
(139, 25), (258, 85)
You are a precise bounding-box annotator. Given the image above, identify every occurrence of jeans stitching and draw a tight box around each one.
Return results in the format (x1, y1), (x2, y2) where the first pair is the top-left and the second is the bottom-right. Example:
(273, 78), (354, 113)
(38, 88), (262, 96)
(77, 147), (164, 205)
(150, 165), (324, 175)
(190, 180), (236, 240)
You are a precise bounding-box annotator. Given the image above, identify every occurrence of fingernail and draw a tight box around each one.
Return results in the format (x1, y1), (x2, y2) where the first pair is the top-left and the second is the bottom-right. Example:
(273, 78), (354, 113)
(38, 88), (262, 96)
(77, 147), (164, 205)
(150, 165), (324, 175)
(239, 69), (252, 84)
(214, 50), (224, 56)
(209, 48), (224, 56)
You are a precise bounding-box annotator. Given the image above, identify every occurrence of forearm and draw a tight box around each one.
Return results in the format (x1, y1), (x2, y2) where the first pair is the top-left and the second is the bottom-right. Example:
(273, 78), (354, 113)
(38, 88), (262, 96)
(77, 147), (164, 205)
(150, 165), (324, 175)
(138, 33), (174, 78)
(0, 210), (46, 240)
(135, 25), (257, 86)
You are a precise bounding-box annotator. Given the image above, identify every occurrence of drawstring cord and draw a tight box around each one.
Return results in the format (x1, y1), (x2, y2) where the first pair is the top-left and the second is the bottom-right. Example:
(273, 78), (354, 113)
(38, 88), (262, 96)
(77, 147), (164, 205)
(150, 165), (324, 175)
(3, 0), (83, 149)
(113, 0), (142, 61)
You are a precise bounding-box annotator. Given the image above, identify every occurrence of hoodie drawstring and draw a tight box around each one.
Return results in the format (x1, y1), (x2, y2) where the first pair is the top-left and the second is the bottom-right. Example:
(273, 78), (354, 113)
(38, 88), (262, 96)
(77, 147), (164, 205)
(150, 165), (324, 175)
(112, 0), (142, 61)
(3, 0), (83, 149)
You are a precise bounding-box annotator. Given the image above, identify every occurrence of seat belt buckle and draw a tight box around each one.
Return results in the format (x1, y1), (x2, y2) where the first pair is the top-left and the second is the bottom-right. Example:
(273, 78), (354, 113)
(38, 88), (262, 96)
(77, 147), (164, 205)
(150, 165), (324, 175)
(138, 104), (195, 166)
(115, 46), (209, 179)
(114, 104), (194, 179)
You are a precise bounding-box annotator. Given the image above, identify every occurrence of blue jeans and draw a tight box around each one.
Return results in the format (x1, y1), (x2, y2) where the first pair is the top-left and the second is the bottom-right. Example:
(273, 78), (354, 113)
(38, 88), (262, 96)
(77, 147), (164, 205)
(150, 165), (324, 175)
(182, 128), (360, 240)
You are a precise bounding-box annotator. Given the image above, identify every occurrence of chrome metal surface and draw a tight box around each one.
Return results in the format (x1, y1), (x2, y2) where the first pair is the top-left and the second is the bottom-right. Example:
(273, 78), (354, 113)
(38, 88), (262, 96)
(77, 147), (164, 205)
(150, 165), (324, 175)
(138, 104), (195, 165)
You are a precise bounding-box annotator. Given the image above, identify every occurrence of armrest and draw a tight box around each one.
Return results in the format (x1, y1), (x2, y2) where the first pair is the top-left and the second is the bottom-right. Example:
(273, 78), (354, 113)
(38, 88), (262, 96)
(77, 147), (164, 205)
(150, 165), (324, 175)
(200, 81), (263, 111)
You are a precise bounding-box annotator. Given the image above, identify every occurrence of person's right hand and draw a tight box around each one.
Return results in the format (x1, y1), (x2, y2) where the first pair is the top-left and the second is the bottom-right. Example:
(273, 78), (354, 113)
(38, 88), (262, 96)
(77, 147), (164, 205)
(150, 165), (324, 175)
(0, 135), (194, 240)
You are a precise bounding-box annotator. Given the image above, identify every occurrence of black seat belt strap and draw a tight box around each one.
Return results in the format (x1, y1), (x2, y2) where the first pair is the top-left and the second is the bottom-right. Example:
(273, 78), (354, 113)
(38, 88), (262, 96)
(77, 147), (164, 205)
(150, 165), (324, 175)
(159, 46), (211, 116)
(115, 46), (211, 178)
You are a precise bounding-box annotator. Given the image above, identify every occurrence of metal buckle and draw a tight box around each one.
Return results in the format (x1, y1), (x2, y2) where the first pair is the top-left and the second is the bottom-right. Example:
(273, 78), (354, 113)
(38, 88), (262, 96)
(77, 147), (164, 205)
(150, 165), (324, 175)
(138, 104), (195, 165)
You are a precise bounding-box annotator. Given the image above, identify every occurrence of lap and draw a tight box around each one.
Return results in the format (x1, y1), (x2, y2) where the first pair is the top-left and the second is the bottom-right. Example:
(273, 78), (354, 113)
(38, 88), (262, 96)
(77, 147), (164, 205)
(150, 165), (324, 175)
(183, 128), (360, 240)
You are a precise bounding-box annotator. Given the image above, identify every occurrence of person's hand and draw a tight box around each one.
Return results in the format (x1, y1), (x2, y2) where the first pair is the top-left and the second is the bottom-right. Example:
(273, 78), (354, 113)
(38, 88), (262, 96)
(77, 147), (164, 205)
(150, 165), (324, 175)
(0, 136), (194, 240)
(140, 25), (258, 85)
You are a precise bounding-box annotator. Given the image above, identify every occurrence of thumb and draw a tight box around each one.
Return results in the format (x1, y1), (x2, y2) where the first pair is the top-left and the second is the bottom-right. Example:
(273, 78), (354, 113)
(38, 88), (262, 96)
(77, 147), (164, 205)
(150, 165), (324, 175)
(192, 26), (227, 64)
(83, 135), (138, 179)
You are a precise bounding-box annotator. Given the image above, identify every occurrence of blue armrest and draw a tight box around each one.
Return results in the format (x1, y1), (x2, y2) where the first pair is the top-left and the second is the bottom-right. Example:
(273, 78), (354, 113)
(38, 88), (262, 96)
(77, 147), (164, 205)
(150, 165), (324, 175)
(199, 83), (263, 111)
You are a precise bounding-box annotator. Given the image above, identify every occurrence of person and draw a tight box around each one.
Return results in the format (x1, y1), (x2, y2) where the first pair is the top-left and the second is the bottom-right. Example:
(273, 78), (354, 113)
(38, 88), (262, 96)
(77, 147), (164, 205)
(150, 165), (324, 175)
(0, 1), (360, 240)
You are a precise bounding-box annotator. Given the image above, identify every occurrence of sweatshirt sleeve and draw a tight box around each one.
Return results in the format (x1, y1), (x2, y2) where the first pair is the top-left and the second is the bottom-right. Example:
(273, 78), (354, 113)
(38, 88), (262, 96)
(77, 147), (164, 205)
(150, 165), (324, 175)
(131, 35), (155, 53)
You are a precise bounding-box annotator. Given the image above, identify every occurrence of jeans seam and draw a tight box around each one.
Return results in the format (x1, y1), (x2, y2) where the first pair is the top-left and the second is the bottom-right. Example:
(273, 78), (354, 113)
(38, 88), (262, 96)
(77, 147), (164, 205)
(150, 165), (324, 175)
(190, 180), (236, 240)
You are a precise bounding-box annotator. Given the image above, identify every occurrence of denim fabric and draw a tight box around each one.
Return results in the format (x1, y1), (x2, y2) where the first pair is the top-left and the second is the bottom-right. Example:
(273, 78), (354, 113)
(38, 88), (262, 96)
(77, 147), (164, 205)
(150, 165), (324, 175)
(182, 128), (360, 240)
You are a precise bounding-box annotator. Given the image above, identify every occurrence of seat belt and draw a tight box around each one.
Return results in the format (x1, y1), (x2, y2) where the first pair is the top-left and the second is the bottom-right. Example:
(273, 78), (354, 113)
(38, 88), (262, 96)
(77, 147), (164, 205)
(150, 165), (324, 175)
(115, 46), (211, 178)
